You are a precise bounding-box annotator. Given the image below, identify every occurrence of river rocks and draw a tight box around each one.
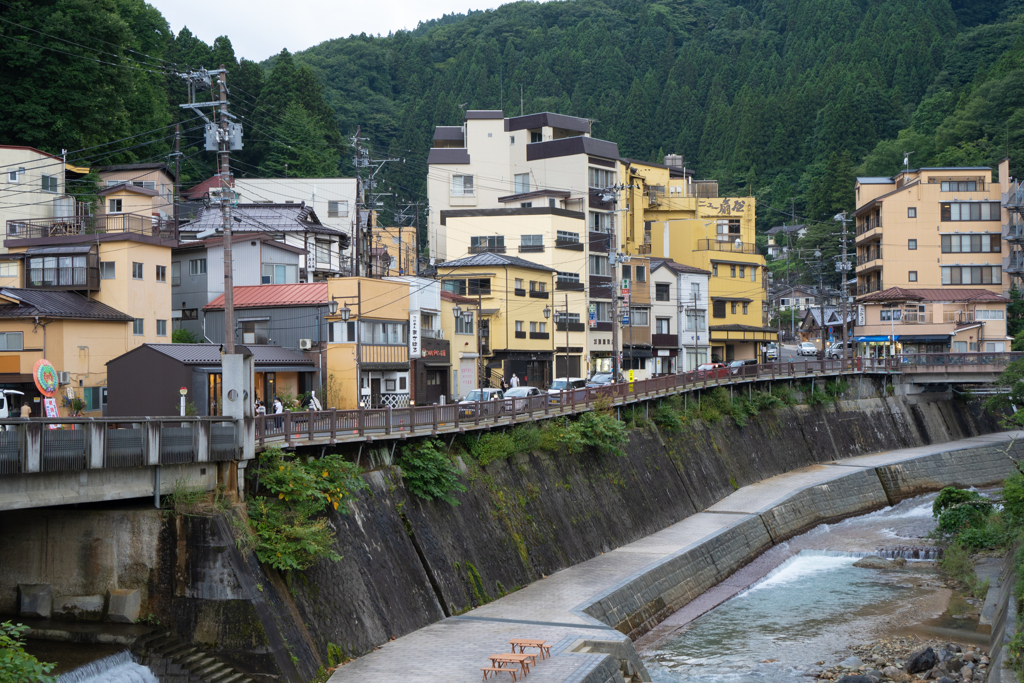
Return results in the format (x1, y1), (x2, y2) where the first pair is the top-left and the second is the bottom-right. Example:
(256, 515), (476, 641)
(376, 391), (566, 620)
(882, 666), (904, 679)
(853, 556), (895, 569)
(837, 675), (874, 683)
(906, 647), (938, 673)
(841, 657), (865, 668)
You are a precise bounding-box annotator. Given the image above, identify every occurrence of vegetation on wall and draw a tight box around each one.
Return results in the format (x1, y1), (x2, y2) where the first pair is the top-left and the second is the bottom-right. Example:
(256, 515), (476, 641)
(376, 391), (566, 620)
(0, 621), (54, 683)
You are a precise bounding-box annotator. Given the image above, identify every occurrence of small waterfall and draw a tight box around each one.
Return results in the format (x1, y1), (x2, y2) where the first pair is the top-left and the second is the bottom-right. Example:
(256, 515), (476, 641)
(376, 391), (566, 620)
(57, 651), (158, 683)
(875, 545), (943, 560)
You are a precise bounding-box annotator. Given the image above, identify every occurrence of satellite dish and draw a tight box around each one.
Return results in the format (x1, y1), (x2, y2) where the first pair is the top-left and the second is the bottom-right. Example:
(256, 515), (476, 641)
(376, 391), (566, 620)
(734, 238), (742, 249)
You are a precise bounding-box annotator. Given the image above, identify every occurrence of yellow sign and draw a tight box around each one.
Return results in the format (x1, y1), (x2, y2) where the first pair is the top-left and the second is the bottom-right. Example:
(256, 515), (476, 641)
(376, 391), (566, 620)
(628, 370), (634, 382)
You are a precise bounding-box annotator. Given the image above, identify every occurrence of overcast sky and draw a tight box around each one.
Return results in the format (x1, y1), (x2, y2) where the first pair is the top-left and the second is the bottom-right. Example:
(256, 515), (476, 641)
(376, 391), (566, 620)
(150, 0), (515, 63)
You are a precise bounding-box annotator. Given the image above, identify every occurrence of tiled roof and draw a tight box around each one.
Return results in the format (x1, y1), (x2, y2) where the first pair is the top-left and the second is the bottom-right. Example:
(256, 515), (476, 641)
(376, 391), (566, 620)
(175, 233), (307, 255)
(183, 174), (232, 200)
(204, 283), (329, 310)
(98, 184), (158, 197)
(765, 223), (807, 235)
(181, 203), (347, 239)
(100, 162), (172, 175)
(438, 252), (556, 272)
(0, 288), (133, 321)
(441, 291), (476, 304)
(650, 258), (711, 275)
(859, 287), (1007, 303)
(139, 343), (314, 366)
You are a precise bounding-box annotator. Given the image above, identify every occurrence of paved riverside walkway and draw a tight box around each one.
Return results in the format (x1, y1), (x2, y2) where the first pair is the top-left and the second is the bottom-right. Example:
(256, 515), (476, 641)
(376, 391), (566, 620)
(328, 431), (1024, 683)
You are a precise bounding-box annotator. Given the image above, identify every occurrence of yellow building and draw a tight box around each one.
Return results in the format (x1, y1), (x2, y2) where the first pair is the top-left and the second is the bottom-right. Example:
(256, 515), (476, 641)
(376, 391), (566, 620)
(441, 290), (480, 399)
(324, 277), (411, 410)
(438, 252), (565, 387)
(0, 223), (175, 415)
(97, 163), (175, 220)
(619, 159), (775, 361)
(372, 225), (418, 277)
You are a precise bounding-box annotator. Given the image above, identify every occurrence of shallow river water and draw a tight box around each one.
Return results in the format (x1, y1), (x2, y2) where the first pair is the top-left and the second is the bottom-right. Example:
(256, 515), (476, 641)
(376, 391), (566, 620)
(643, 493), (970, 683)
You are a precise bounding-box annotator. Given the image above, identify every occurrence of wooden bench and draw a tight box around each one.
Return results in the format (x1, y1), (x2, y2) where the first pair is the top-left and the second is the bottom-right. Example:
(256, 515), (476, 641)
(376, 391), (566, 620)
(481, 666), (518, 681)
(488, 653), (534, 675)
(509, 639), (551, 660)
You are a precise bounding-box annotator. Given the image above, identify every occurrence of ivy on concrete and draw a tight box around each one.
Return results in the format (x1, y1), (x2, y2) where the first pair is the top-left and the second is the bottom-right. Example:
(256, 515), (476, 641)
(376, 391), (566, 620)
(399, 438), (466, 506)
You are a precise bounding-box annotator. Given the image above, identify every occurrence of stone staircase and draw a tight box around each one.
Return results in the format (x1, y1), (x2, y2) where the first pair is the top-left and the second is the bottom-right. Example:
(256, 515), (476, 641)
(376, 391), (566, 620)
(133, 630), (256, 683)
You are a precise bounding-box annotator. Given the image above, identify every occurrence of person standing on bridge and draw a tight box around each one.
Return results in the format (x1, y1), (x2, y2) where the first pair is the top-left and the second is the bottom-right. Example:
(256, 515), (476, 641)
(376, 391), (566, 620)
(509, 373), (519, 388)
(273, 397), (283, 428)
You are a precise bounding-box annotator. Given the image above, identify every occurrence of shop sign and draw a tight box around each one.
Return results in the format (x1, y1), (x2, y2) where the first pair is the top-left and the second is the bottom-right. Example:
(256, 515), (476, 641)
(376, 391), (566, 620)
(858, 305), (865, 326)
(409, 313), (421, 358)
(589, 303), (596, 328)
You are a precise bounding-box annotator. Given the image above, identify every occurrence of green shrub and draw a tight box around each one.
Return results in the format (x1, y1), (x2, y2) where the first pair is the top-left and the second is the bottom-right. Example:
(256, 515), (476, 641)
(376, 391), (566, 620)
(553, 411), (629, 458)
(805, 387), (835, 405)
(956, 513), (1012, 549)
(751, 390), (782, 411)
(652, 401), (684, 433)
(939, 541), (990, 598)
(399, 438), (466, 505)
(0, 621), (54, 683)
(470, 425), (541, 466)
(1002, 473), (1024, 524)
(932, 486), (995, 539)
(172, 328), (201, 344)
(621, 406), (651, 429)
(770, 385), (797, 406)
(825, 379), (849, 397)
(933, 486), (983, 516)
(247, 447), (366, 571)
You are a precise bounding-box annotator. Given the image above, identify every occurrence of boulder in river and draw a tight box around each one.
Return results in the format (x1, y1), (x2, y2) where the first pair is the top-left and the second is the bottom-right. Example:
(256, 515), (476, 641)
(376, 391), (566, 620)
(840, 657), (864, 668)
(836, 675), (873, 683)
(852, 556), (894, 569)
(882, 666), (904, 680)
(906, 647), (938, 674)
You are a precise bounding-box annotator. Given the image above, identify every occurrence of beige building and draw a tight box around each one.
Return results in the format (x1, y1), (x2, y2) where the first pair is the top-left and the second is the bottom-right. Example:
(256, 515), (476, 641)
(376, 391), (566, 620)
(98, 163), (175, 220)
(372, 225), (418, 276)
(441, 290), (480, 399)
(854, 160), (1011, 296)
(0, 146), (70, 256)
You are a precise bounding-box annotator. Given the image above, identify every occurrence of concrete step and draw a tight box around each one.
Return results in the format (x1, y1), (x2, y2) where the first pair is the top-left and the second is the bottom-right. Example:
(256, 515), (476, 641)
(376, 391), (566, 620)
(206, 668), (241, 683)
(181, 653), (216, 667)
(194, 662), (230, 678)
(214, 675), (248, 683)
(163, 644), (197, 658)
(139, 632), (175, 650)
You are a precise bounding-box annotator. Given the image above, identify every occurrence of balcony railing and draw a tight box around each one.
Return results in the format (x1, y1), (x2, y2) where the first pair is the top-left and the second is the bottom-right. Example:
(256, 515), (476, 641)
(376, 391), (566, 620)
(556, 280), (584, 292)
(860, 247), (883, 263)
(518, 244), (545, 253)
(652, 333), (678, 347)
(857, 218), (882, 236)
(529, 290), (549, 299)
(529, 332), (549, 340)
(554, 239), (584, 251)
(696, 238), (756, 254)
(469, 244), (506, 254)
(555, 322), (587, 332)
(1005, 253), (1024, 273)
(7, 212), (176, 242)
(1003, 180), (1024, 209)
(514, 288), (526, 297)
(515, 331), (526, 339)
(857, 279), (884, 295)
(1005, 216), (1024, 242)
(359, 344), (409, 366)
(421, 329), (443, 339)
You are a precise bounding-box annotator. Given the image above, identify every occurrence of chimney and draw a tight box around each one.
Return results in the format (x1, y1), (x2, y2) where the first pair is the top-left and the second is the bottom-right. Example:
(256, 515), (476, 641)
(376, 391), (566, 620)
(999, 157), (1010, 189)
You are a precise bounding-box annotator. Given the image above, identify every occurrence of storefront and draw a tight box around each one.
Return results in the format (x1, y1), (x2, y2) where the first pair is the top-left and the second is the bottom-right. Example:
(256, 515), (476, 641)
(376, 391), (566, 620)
(897, 335), (950, 355)
(853, 335), (900, 358)
(652, 349), (676, 375)
(493, 351), (552, 389)
(622, 345), (653, 381)
(411, 337), (451, 405)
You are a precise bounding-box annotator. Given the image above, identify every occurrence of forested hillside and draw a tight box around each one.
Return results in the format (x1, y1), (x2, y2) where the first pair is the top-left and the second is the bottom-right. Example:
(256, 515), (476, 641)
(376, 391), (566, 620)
(2, 0), (1023, 269)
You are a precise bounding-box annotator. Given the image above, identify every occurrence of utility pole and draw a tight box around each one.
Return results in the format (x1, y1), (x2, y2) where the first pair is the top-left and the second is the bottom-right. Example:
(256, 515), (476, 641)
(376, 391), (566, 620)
(835, 212), (852, 364)
(351, 127), (400, 278)
(172, 124), (181, 239)
(217, 66), (234, 354)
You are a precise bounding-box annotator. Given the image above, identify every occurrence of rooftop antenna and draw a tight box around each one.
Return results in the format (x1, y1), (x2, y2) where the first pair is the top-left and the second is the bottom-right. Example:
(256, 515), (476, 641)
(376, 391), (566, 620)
(903, 151), (913, 180)
(520, 84), (523, 117)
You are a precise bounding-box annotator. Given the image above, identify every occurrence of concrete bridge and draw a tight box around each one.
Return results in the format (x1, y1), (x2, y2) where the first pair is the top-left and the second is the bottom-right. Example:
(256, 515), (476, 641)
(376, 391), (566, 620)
(0, 353), (1018, 511)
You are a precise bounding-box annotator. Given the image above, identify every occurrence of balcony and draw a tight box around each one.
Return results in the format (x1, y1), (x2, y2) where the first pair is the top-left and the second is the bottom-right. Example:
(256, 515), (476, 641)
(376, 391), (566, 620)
(554, 239), (584, 251)
(514, 288), (526, 297)
(652, 333), (678, 348)
(555, 322), (587, 332)
(421, 328), (443, 339)
(518, 244), (545, 253)
(555, 280), (584, 292)
(857, 279), (884, 296)
(7, 212), (176, 243)
(359, 344), (409, 367)
(515, 331), (526, 339)
(857, 246), (883, 274)
(696, 238), (756, 254)
(529, 332), (549, 340)
(529, 290), (549, 299)
(469, 244), (505, 254)
(857, 217), (882, 236)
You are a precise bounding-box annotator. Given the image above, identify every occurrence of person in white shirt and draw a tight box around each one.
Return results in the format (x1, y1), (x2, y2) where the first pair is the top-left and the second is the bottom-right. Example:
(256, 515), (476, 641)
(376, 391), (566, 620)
(509, 373), (519, 388)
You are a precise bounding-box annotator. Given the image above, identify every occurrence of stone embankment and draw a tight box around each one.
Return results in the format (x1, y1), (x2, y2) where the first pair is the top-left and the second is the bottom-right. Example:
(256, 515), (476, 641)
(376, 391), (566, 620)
(820, 639), (990, 683)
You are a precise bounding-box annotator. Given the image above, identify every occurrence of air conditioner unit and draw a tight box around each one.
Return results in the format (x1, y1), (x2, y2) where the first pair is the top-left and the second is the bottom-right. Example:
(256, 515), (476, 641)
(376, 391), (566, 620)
(298, 339), (313, 350)
(58, 371), (71, 385)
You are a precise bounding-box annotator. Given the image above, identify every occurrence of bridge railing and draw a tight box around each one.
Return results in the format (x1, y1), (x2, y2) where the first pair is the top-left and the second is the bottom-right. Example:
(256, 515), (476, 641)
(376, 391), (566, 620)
(255, 356), (913, 446)
(898, 352), (1024, 371)
(0, 417), (238, 475)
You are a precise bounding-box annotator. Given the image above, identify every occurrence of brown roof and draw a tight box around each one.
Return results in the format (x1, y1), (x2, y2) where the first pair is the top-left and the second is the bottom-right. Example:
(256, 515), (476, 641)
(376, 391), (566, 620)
(0, 288), (133, 321)
(204, 283), (329, 310)
(98, 183), (159, 197)
(859, 287), (1007, 303)
(650, 258), (711, 276)
(0, 145), (61, 161)
(441, 291), (476, 305)
(184, 174), (233, 200)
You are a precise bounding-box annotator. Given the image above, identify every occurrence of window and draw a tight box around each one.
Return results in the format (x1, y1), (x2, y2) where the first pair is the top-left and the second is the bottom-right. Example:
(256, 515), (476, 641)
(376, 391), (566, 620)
(27, 255), (88, 287)
(908, 239), (917, 250)
(521, 234), (543, 250)
(468, 278), (490, 295)
(241, 319), (269, 345)
(456, 312), (474, 335)
(655, 283), (670, 301)
(691, 282), (701, 298)
(985, 341), (1006, 352)
(589, 212), (612, 231)
(751, 267), (756, 282)
(359, 321), (408, 345)
(530, 321), (537, 333)
(133, 318), (144, 336)
(451, 174), (474, 197)
(315, 241), (331, 265)
(716, 218), (741, 241)
(941, 181), (978, 192)
(41, 175), (57, 193)
(106, 180), (155, 190)
(520, 202), (533, 208)
(262, 264), (298, 284)
(941, 266), (1002, 285)
(739, 266), (746, 278)
(385, 379), (396, 392)
(554, 311), (581, 325)
(7, 170), (18, 182)
(190, 258), (206, 275)
(976, 309), (1005, 320)
(171, 262), (180, 286)
(471, 235), (505, 252)
(908, 207), (917, 218)
(327, 200), (348, 217)
(514, 173), (530, 194)
(83, 387), (104, 412)
(0, 332), (23, 350)
(731, 302), (738, 314)
(635, 265), (646, 282)
(621, 265), (631, 282)
(630, 308), (649, 326)
(515, 278), (524, 290)
(593, 301), (610, 322)
(712, 264), (718, 277)
(515, 320), (524, 332)
(588, 167), (614, 188)
(0, 262), (15, 277)
(952, 341), (967, 352)
(180, 308), (198, 320)
(742, 303), (749, 315)
(557, 271), (580, 285)
(712, 301), (726, 318)
(941, 202), (1001, 221)
(941, 234), (1001, 253)
(156, 319), (167, 336)
(589, 255), (610, 276)
(655, 318), (671, 334)
(549, 198), (556, 208)
(909, 271), (918, 282)
(132, 262), (143, 279)
(156, 265), (166, 282)
(556, 230), (580, 244)
(530, 280), (546, 293)
(108, 199), (122, 213)
(880, 310), (903, 322)
(685, 309), (706, 330)
(730, 265), (736, 278)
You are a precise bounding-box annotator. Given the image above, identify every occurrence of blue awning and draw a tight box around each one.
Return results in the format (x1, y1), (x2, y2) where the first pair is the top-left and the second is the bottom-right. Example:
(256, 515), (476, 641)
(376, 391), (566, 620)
(853, 335), (896, 342)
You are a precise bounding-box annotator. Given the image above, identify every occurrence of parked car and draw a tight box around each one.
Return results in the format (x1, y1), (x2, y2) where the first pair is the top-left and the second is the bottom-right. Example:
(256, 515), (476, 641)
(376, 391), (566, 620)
(587, 372), (616, 388)
(765, 343), (778, 361)
(696, 362), (728, 379)
(798, 342), (819, 356)
(504, 386), (543, 413)
(548, 377), (588, 404)
(826, 341), (856, 359)
(0, 389), (24, 421)
(728, 359), (758, 375)
(459, 387), (504, 417)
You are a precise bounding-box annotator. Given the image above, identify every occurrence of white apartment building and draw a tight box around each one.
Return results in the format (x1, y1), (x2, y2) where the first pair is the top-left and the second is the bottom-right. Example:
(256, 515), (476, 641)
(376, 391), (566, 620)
(427, 110), (622, 376)
(0, 146), (69, 255)
(233, 177), (358, 249)
(651, 259), (712, 372)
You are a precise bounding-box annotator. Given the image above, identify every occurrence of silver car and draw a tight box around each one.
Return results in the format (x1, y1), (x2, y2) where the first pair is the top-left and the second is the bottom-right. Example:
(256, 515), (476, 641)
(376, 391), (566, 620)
(504, 386), (543, 413)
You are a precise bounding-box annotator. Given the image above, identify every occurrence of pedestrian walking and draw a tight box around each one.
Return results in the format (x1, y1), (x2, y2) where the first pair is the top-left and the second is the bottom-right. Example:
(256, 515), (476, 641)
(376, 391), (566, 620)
(273, 397), (283, 428)
(20, 403), (30, 418)
(308, 391), (322, 411)
(509, 373), (520, 388)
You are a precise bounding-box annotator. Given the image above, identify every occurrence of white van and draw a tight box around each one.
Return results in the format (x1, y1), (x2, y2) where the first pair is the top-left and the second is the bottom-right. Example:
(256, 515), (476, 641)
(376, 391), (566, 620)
(0, 390), (25, 419)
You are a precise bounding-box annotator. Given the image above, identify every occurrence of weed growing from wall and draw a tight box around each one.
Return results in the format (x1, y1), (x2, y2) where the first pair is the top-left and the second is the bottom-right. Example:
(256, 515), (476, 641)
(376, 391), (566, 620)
(470, 425), (542, 467)
(399, 438), (466, 505)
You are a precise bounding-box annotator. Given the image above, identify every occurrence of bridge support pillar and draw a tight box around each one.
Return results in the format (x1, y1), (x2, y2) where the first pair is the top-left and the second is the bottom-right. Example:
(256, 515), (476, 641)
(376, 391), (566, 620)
(24, 422), (41, 473)
(196, 420), (210, 463)
(145, 419), (160, 466)
(88, 419), (104, 468)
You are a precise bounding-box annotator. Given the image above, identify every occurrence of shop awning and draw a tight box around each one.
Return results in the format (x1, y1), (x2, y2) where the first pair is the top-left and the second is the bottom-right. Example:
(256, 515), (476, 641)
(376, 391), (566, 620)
(853, 335), (896, 342)
(361, 363), (410, 371)
(899, 335), (951, 343)
(423, 361), (451, 367)
(623, 348), (653, 358)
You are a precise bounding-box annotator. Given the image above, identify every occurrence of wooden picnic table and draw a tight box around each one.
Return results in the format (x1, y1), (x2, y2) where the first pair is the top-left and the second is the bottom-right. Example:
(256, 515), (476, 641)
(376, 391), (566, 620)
(488, 653), (535, 676)
(509, 639), (550, 660)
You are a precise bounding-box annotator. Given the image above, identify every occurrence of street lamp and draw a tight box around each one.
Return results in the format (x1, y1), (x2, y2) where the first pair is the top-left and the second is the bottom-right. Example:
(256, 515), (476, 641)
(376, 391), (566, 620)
(328, 299), (339, 316)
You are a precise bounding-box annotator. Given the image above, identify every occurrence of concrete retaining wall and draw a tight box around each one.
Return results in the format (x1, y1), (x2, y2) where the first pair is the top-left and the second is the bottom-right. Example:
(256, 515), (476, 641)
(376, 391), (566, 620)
(876, 440), (1024, 502)
(758, 468), (890, 541)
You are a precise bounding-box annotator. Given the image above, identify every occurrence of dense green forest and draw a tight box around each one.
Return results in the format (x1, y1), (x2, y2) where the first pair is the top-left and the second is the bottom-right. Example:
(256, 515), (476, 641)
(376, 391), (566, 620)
(2, 0), (1024, 285)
